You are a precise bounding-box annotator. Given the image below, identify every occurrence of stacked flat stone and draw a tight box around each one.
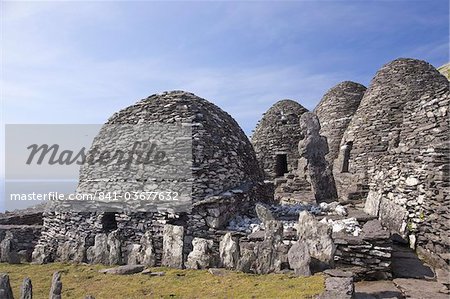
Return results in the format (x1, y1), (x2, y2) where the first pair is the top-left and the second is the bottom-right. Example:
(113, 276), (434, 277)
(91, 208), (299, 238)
(364, 67), (449, 267)
(334, 58), (449, 201)
(314, 81), (366, 164)
(33, 91), (266, 264)
(78, 90), (263, 200)
(333, 220), (392, 280)
(251, 100), (308, 180)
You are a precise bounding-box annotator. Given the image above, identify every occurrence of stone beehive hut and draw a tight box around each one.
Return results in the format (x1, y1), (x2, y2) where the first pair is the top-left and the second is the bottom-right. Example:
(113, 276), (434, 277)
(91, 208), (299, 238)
(333, 58), (449, 199)
(251, 100), (308, 180)
(332, 58), (449, 265)
(314, 81), (366, 164)
(32, 91), (267, 265)
(362, 65), (449, 266)
(77, 90), (263, 201)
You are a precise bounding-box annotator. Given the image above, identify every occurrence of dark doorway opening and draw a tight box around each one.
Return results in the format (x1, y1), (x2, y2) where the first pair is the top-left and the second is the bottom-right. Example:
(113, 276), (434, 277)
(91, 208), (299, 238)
(275, 154), (288, 177)
(341, 141), (353, 173)
(101, 212), (117, 233)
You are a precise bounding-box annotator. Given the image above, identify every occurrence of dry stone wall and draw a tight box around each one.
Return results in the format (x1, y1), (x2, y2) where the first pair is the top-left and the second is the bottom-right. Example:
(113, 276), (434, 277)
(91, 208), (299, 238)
(314, 81), (366, 164)
(251, 100), (308, 180)
(333, 58), (449, 201)
(34, 91), (268, 264)
(364, 81), (449, 267)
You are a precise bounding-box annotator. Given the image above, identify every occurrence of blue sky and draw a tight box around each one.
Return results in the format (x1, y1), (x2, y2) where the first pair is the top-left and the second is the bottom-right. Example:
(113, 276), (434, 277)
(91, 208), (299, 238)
(0, 1), (449, 210)
(2, 0), (448, 135)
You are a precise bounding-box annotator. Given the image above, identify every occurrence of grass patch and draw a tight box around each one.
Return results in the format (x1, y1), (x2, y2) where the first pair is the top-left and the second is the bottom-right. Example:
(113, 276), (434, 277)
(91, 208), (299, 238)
(0, 263), (324, 298)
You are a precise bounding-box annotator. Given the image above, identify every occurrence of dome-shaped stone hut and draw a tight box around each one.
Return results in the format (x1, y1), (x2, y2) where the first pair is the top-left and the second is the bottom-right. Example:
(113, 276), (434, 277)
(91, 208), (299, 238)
(314, 81), (366, 164)
(251, 100), (308, 180)
(333, 58), (448, 198)
(333, 58), (449, 265)
(77, 90), (263, 201)
(33, 91), (266, 265)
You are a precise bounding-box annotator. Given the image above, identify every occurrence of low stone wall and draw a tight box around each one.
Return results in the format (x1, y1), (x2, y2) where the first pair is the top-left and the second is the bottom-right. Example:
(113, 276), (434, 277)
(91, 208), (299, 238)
(0, 225), (42, 262)
(333, 220), (392, 280)
(364, 85), (449, 267)
(32, 182), (270, 265)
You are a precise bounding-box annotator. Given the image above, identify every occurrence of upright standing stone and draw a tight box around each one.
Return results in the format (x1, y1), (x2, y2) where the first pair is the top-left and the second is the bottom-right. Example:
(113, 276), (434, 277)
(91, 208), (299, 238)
(297, 211), (335, 271)
(219, 233), (239, 269)
(20, 277), (32, 299)
(107, 231), (121, 265)
(253, 220), (286, 274)
(287, 241), (311, 276)
(49, 271), (62, 299)
(141, 231), (155, 266)
(0, 232), (19, 264)
(92, 234), (109, 265)
(0, 274), (14, 299)
(162, 224), (184, 268)
(237, 244), (257, 273)
(298, 112), (338, 204)
(185, 238), (215, 269)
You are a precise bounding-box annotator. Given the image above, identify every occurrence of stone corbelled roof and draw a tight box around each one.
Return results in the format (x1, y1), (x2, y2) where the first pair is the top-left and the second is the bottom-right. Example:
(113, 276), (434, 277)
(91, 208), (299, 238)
(251, 99), (308, 179)
(78, 91), (263, 201)
(314, 81), (366, 163)
(334, 58), (449, 196)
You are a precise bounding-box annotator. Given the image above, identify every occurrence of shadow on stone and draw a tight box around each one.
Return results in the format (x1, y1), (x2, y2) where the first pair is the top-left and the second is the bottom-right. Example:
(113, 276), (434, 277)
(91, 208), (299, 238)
(391, 244), (435, 280)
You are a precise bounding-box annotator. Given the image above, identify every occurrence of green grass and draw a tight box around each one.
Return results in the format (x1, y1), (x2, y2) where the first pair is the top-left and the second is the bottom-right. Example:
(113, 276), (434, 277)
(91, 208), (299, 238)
(0, 263), (324, 299)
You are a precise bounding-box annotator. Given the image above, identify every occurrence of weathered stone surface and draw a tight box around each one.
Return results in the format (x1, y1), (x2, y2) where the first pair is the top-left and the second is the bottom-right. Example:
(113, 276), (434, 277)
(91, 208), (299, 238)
(31, 244), (48, 264)
(255, 203), (274, 223)
(319, 277), (354, 299)
(237, 244), (257, 273)
(0, 274), (14, 299)
(354, 280), (403, 299)
(323, 269), (354, 278)
(127, 244), (142, 265)
(219, 233), (239, 269)
(35, 91), (266, 266)
(297, 211), (335, 271)
(264, 220), (283, 243)
(297, 113), (338, 204)
(162, 225), (184, 269)
(251, 220), (287, 274)
(0, 231), (20, 264)
(287, 241), (311, 276)
(107, 230), (121, 265)
(185, 238), (215, 269)
(20, 277), (32, 299)
(253, 240), (278, 274)
(208, 268), (228, 276)
(49, 271), (62, 299)
(393, 278), (448, 299)
(99, 265), (145, 275)
(251, 99), (308, 179)
(140, 231), (155, 266)
(128, 231), (155, 266)
(314, 81), (366, 164)
(91, 234), (109, 264)
(361, 220), (390, 240)
(334, 58), (449, 264)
